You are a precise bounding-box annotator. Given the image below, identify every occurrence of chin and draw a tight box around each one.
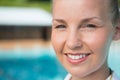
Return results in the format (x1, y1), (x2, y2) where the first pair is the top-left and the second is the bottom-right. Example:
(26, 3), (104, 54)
(66, 66), (91, 78)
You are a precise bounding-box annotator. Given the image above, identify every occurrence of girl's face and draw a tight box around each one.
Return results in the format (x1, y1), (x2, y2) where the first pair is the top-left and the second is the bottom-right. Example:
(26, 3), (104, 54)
(52, 0), (118, 78)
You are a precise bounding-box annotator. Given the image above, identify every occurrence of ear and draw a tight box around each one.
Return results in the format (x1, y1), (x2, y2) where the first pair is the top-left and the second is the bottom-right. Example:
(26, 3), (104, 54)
(113, 21), (120, 40)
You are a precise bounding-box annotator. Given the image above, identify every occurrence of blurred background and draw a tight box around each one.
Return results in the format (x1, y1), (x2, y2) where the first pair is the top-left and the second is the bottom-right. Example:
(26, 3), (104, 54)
(0, 0), (120, 80)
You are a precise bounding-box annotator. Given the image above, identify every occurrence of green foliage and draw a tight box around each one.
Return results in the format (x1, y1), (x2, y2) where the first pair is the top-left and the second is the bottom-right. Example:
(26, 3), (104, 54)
(0, 0), (120, 12)
(0, 0), (51, 12)
(118, 0), (120, 6)
(27, 0), (51, 2)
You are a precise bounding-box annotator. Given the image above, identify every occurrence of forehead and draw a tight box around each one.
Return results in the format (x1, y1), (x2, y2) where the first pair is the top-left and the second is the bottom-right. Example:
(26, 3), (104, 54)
(53, 0), (109, 13)
(52, 0), (109, 22)
(53, 0), (108, 7)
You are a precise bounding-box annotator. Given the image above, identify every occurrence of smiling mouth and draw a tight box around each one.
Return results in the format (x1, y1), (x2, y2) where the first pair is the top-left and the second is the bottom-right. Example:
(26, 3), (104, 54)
(67, 53), (90, 60)
(64, 53), (91, 64)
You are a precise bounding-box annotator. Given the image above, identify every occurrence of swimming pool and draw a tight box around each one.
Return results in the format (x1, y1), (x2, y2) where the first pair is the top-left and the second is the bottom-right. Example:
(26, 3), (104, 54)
(0, 42), (119, 80)
(108, 41), (120, 78)
(0, 46), (67, 80)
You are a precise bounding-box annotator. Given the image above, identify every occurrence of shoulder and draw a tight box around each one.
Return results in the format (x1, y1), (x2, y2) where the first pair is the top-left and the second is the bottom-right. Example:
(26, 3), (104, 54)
(112, 72), (120, 80)
(107, 72), (120, 80)
(64, 72), (120, 80)
(64, 74), (71, 80)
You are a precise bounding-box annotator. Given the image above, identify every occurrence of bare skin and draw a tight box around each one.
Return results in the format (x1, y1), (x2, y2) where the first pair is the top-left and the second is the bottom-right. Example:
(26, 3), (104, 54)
(52, 0), (120, 80)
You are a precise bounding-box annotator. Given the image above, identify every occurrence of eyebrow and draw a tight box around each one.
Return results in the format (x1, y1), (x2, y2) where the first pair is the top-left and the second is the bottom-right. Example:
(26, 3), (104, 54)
(52, 19), (67, 24)
(53, 17), (103, 24)
(82, 17), (103, 23)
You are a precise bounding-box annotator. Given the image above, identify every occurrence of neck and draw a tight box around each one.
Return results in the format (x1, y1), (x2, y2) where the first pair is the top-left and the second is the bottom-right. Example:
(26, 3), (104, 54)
(71, 63), (110, 80)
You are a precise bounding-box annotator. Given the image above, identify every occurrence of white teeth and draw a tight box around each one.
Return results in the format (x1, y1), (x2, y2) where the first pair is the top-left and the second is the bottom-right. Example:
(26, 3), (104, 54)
(67, 54), (87, 60)
(82, 54), (86, 58)
(79, 55), (82, 59)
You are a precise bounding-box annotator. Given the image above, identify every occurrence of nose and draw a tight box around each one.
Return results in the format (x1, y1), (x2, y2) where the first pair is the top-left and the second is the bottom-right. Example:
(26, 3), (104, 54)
(66, 31), (83, 50)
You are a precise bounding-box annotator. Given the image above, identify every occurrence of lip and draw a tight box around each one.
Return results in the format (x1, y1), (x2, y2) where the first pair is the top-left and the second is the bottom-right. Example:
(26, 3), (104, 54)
(64, 53), (91, 64)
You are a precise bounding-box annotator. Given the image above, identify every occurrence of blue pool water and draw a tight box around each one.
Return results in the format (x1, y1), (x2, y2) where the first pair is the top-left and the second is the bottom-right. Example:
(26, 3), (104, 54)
(0, 47), (67, 80)
(0, 43), (119, 80)
(108, 42), (120, 78)
(0, 56), (67, 80)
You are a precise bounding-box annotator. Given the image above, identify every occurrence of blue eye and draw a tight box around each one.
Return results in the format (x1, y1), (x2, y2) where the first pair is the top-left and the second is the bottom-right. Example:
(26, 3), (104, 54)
(80, 23), (97, 31)
(55, 25), (66, 29)
(86, 24), (97, 28)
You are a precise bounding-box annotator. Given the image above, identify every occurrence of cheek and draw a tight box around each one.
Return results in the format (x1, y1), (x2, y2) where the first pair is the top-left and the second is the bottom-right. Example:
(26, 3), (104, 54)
(83, 29), (113, 60)
(85, 30), (112, 52)
(51, 31), (66, 59)
(88, 34), (109, 52)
